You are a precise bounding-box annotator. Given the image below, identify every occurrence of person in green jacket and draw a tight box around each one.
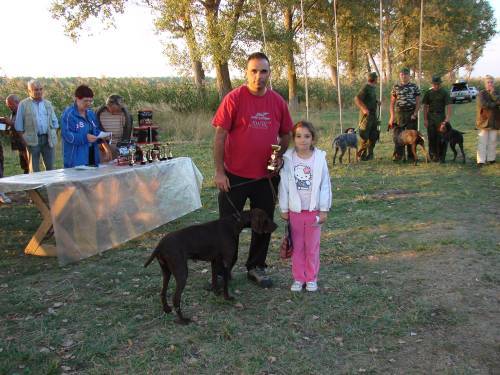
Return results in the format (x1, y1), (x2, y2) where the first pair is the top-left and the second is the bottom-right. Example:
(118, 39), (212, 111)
(422, 75), (452, 162)
(354, 72), (379, 160)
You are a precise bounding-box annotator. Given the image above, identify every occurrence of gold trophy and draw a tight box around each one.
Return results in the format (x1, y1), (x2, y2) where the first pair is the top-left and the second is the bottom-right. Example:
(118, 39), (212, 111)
(267, 144), (282, 171)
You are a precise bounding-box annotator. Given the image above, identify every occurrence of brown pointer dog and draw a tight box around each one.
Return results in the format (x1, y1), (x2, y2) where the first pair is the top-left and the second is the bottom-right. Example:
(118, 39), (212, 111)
(144, 208), (277, 325)
(387, 122), (429, 165)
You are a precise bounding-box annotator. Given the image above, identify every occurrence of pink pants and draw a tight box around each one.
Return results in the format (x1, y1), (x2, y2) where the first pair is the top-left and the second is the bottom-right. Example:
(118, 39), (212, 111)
(289, 210), (321, 283)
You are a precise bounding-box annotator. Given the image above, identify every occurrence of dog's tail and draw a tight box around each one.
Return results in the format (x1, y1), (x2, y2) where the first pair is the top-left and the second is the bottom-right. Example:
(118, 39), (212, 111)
(144, 247), (159, 268)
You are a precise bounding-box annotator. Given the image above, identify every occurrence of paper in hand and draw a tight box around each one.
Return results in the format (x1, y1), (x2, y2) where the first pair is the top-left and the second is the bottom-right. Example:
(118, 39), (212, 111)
(96, 131), (112, 139)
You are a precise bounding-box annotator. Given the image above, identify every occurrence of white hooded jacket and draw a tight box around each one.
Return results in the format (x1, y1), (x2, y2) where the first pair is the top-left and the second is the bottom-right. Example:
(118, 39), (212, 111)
(278, 148), (332, 213)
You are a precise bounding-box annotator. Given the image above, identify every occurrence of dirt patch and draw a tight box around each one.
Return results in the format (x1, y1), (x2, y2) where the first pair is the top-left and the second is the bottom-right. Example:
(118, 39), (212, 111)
(365, 246), (500, 373)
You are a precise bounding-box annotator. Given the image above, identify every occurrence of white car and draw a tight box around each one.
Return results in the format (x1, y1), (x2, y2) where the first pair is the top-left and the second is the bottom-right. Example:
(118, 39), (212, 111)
(450, 81), (472, 103)
(468, 86), (478, 99)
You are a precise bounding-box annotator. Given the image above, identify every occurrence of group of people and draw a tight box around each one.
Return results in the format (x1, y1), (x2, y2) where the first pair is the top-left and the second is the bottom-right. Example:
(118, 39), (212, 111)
(354, 68), (499, 165)
(0, 53), (497, 292)
(0, 80), (134, 202)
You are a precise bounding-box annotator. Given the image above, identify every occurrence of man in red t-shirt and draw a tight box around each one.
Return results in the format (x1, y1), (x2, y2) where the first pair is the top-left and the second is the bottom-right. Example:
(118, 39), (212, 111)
(212, 52), (293, 288)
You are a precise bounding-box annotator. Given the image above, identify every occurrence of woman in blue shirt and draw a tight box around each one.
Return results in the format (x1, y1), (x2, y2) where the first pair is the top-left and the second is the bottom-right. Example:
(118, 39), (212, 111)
(61, 85), (101, 168)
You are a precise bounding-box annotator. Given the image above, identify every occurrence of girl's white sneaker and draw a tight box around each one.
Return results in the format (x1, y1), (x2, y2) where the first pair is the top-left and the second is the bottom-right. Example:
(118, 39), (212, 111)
(290, 281), (303, 292)
(306, 281), (318, 292)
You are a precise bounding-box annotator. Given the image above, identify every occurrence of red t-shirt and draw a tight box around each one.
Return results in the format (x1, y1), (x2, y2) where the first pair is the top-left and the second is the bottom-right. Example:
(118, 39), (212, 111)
(212, 85), (293, 179)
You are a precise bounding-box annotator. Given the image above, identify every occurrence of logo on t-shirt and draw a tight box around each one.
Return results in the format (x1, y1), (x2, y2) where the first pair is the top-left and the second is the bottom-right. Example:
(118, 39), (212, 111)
(249, 112), (271, 129)
(294, 165), (312, 190)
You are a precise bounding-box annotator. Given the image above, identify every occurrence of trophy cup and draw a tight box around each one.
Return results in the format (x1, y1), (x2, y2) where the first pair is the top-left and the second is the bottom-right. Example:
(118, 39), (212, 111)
(267, 144), (282, 171)
(140, 147), (147, 165)
(152, 147), (159, 162)
(147, 146), (154, 163)
(128, 144), (136, 166)
(167, 143), (173, 160)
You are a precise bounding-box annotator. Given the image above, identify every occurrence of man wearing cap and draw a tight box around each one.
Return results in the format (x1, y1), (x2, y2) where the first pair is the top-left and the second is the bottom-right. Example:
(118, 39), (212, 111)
(422, 75), (452, 162)
(389, 67), (421, 161)
(354, 72), (379, 160)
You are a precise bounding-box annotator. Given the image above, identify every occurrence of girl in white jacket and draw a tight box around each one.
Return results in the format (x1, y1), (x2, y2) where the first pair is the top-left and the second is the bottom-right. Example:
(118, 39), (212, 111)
(279, 121), (332, 292)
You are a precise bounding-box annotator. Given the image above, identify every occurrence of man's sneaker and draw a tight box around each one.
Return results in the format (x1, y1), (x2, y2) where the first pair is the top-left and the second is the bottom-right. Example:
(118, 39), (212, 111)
(306, 281), (318, 292)
(0, 193), (11, 204)
(290, 281), (304, 292)
(247, 267), (273, 288)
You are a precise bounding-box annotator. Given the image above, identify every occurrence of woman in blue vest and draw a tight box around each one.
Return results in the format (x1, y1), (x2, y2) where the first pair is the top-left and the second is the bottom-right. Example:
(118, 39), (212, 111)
(61, 85), (101, 168)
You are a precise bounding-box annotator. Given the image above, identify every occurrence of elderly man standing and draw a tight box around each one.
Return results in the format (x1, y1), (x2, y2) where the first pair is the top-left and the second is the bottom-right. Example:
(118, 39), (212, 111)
(354, 72), (379, 161)
(476, 75), (499, 167)
(422, 75), (452, 162)
(389, 67), (421, 161)
(15, 80), (59, 172)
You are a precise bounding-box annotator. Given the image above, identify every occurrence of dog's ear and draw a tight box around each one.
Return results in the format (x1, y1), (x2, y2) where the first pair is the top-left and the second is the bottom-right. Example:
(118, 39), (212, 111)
(250, 209), (266, 234)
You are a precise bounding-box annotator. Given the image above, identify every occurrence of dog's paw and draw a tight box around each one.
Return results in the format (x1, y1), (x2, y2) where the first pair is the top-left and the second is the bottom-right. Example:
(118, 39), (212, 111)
(175, 317), (191, 325)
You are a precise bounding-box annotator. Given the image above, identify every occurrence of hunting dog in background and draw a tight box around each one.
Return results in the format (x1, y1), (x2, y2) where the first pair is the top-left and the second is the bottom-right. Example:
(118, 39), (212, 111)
(438, 121), (466, 163)
(332, 127), (358, 164)
(144, 208), (277, 325)
(387, 122), (429, 165)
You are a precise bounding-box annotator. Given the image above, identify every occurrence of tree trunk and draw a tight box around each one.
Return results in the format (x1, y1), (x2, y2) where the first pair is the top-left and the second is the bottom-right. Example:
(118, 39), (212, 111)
(329, 64), (338, 87)
(384, 34), (392, 82)
(215, 61), (232, 99)
(183, 10), (205, 95)
(284, 6), (298, 110)
(191, 60), (205, 93)
(347, 33), (356, 83)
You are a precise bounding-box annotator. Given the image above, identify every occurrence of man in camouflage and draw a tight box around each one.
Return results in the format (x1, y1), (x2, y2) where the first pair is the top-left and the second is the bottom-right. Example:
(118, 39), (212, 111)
(389, 67), (421, 160)
(354, 72), (379, 160)
(422, 75), (452, 161)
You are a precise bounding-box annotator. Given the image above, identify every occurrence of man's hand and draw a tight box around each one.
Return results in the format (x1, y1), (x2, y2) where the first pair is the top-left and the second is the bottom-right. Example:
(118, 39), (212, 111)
(280, 212), (289, 221)
(0, 117), (13, 127)
(87, 134), (98, 143)
(411, 112), (418, 120)
(363, 108), (370, 116)
(214, 170), (230, 192)
(318, 211), (328, 224)
(388, 117), (394, 127)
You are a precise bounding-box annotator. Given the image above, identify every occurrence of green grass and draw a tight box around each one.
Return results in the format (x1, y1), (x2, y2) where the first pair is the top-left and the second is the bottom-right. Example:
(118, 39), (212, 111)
(0, 102), (499, 374)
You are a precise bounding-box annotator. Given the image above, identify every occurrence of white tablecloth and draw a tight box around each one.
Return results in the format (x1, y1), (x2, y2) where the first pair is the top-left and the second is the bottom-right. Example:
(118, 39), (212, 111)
(0, 157), (203, 264)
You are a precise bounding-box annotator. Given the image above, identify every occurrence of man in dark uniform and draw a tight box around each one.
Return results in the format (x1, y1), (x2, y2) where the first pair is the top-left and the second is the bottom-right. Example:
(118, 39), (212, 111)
(422, 75), (452, 161)
(389, 67), (421, 160)
(354, 72), (379, 160)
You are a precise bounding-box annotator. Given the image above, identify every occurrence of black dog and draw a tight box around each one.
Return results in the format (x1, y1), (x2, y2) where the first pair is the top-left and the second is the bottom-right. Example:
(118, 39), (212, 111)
(438, 121), (466, 163)
(144, 208), (277, 324)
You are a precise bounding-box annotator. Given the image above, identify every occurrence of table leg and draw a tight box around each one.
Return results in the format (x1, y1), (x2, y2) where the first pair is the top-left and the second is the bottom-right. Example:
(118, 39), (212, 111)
(24, 190), (57, 257)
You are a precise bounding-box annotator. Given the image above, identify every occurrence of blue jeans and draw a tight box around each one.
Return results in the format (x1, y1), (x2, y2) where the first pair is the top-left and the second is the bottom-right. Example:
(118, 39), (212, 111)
(29, 134), (55, 172)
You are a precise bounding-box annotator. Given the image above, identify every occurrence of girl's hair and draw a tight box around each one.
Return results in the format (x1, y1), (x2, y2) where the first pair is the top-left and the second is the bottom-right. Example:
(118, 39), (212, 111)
(74, 85), (94, 99)
(292, 121), (317, 150)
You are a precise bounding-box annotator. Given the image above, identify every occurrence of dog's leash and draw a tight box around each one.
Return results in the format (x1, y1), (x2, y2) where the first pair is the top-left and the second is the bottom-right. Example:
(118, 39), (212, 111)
(223, 172), (279, 219)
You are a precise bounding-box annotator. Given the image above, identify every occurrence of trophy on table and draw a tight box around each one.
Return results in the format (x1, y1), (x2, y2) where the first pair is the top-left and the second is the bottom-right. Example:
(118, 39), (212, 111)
(267, 144), (282, 171)
(167, 142), (173, 160)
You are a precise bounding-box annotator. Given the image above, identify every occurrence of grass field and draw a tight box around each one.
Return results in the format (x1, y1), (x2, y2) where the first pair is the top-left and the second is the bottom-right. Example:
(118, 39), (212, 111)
(0, 102), (499, 374)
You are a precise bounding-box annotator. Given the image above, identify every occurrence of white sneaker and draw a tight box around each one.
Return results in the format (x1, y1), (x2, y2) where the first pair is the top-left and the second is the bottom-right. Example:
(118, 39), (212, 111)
(290, 281), (303, 292)
(0, 193), (11, 204)
(306, 281), (318, 292)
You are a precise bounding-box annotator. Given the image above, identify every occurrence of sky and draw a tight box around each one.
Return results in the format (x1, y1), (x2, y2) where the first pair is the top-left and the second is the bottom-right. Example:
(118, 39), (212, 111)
(0, 0), (499, 78)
